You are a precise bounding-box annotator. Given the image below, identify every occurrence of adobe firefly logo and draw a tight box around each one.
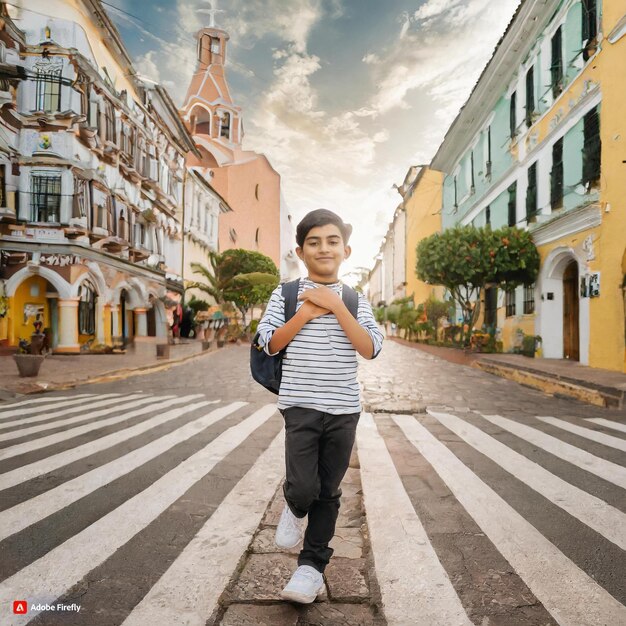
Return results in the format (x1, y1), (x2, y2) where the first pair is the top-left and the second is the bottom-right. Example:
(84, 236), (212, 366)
(13, 600), (28, 614)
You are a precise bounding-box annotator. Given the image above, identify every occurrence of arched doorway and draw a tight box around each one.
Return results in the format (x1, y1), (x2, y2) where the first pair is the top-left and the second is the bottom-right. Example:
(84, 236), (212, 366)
(120, 289), (128, 345)
(189, 104), (212, 137)
(78, 280), (97, 340)
(147, 295), (157, 337)
(12, 275), (54, 348)
(563, 261), (579, 361)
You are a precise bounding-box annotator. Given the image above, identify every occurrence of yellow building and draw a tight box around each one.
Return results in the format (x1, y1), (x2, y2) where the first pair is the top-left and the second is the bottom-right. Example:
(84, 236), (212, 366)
(430, 0), (625, 371)
(527, 0), (625, 371)
(403, 167), (445, 307)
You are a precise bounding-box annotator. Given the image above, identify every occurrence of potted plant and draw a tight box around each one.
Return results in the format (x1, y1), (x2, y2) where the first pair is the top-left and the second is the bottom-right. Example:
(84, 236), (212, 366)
(13, 332), (47, 377)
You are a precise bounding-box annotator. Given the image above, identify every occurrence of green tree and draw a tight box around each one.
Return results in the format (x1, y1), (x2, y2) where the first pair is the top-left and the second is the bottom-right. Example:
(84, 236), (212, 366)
(188, 251), (228, 305)
(416, 225), (539, 346)
(189, 249), (279, 327)
(423, 295), (451, 327)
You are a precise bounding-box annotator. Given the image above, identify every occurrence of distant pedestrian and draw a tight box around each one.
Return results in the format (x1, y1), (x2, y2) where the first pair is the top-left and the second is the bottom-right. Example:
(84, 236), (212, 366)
(170, 303), (182, 340)
(180, 307), (193, 338)
(256, 209), (383, 603)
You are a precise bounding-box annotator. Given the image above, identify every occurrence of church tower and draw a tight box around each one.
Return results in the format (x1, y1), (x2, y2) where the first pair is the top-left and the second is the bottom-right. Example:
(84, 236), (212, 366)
(182, 19), (242, 149)
(180, 6), (292, 277)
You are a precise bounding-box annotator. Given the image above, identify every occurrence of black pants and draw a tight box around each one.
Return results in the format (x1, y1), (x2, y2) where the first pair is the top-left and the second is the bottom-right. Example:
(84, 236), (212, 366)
(280, 406), (360, 573)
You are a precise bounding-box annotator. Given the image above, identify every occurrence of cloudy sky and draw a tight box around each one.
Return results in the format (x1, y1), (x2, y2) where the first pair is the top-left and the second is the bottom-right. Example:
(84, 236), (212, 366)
(109, 0), (521, 280)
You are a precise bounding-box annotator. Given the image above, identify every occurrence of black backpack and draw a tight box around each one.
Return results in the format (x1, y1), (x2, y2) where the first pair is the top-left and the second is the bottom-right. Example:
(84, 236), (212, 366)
(250, 279), (359, 394)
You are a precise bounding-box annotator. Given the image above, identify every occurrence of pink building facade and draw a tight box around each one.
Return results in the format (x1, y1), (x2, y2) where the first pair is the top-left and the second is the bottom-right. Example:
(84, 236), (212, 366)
(180, 24), (282, 271)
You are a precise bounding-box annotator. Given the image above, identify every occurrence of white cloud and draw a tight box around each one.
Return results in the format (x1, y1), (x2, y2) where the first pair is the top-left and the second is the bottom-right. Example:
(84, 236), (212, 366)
(399, 11), (411, 39)
(266, 51), (325, 119)
(367, 0), (520, 117)
(373, 130), (390, 143)
(362, 52), (379, 64)
(414, 0), (463, 21)
(216, 0), (327, 53)
(134, 50), (161, 83)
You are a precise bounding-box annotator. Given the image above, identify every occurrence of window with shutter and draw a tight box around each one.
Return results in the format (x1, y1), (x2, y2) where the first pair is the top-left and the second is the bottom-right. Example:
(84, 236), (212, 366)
(582, 107), (601, 188)
(73, 177), (89, 219)
(510, 91), (517, 139)
(453, 175), (458, 211)
(507, 182), (517, 226)
(89, 99), (99, 129)
(551, 27), (563, 99)
(486, 126), (492, 178)
(31, 172), (62, 223)
(526, 163), (537, 221)
(523, 284), (535, 314)
(582, 0), (598, 61)
(505, 289), (516, 317)
(35, 62), (62, 113)
(104, 100), (116, 143)
(550, 138), (564, 210)
(525, 66), (535, 127)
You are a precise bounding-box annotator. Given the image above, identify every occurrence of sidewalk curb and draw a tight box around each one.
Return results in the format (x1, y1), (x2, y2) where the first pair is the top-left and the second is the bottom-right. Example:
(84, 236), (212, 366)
(474, 359), (620, 408)
(1, 345), (232, 396)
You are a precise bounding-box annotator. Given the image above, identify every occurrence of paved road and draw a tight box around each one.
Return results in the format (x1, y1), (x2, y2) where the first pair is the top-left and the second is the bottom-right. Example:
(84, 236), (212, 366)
(0, 342), (624, 625)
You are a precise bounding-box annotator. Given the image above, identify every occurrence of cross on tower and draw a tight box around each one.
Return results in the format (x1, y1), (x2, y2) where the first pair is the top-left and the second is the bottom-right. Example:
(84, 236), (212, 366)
(199, 0), (225, 28)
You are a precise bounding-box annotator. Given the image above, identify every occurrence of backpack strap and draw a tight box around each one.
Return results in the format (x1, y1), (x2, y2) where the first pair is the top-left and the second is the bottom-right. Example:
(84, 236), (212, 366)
(282, 279), (358, 321)
(281, 279), (300, 322)
(342, 284), (359, 319)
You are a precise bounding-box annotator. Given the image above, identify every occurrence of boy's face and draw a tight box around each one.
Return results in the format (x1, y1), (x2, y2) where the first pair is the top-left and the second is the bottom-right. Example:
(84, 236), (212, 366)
(296, 223), (351, 282)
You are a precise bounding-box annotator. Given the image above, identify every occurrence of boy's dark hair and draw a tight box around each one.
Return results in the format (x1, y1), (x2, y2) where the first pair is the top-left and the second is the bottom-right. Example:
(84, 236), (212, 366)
(296, 209), (353, 248)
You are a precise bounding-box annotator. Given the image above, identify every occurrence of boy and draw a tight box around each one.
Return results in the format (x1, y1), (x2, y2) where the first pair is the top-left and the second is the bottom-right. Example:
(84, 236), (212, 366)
(256, 208), (383, 603)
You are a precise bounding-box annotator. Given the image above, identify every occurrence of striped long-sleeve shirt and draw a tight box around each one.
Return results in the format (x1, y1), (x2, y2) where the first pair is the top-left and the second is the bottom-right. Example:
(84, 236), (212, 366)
(256, 278), (384, 414)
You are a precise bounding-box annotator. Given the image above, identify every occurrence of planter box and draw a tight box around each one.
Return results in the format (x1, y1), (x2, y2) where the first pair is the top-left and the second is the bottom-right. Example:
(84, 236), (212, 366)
(156, 344), (170, 359)
(13, 354), (45, 377)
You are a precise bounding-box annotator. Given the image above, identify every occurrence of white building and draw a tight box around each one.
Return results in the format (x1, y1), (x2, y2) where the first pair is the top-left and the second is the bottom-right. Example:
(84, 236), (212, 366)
(0, 1), (201, 351)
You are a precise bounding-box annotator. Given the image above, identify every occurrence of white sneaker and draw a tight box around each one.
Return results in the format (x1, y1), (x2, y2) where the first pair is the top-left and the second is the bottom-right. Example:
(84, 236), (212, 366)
(280, 565), (324, 604)
(275, 504), (304, 548)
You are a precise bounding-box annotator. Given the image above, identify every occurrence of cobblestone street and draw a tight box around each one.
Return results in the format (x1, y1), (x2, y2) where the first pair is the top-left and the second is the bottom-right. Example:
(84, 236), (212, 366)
(1, 341), (625, 624)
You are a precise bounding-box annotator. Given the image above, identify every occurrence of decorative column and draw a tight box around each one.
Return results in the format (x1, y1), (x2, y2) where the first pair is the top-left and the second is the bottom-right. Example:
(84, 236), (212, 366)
(110, 305), (119, 340)
(103, 304), (112, 345)
(134, 307), (148, 337)
(96, 301), (106, 343)
(56, 298), (80, 353)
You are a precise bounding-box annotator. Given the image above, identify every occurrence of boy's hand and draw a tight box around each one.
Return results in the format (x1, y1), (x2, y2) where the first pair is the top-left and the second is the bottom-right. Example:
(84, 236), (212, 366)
(298, 287), (342, 313)
(298, 299), (331, 321)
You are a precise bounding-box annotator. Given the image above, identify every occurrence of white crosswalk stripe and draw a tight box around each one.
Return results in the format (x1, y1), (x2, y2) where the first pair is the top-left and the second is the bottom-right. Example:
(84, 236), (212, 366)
(392, 414), (626, 626)
(0, 394), (99, 414)
(0, 403), (279, 625)
(536, 415), (626, 452)
(122, 430), (285, 626)
(0, 394), (103, 420)
(0, 400), (221, 491)
(0, 394), (151, 441)
(0, 401), (244, 541)
(0, 395), (204, 461)
(428, 410), (626, 550)
(480, 413), (626, 489)
(357, 412), (472, 626)
(584, 417), (626, 434)
(0, 394), (137, 431)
